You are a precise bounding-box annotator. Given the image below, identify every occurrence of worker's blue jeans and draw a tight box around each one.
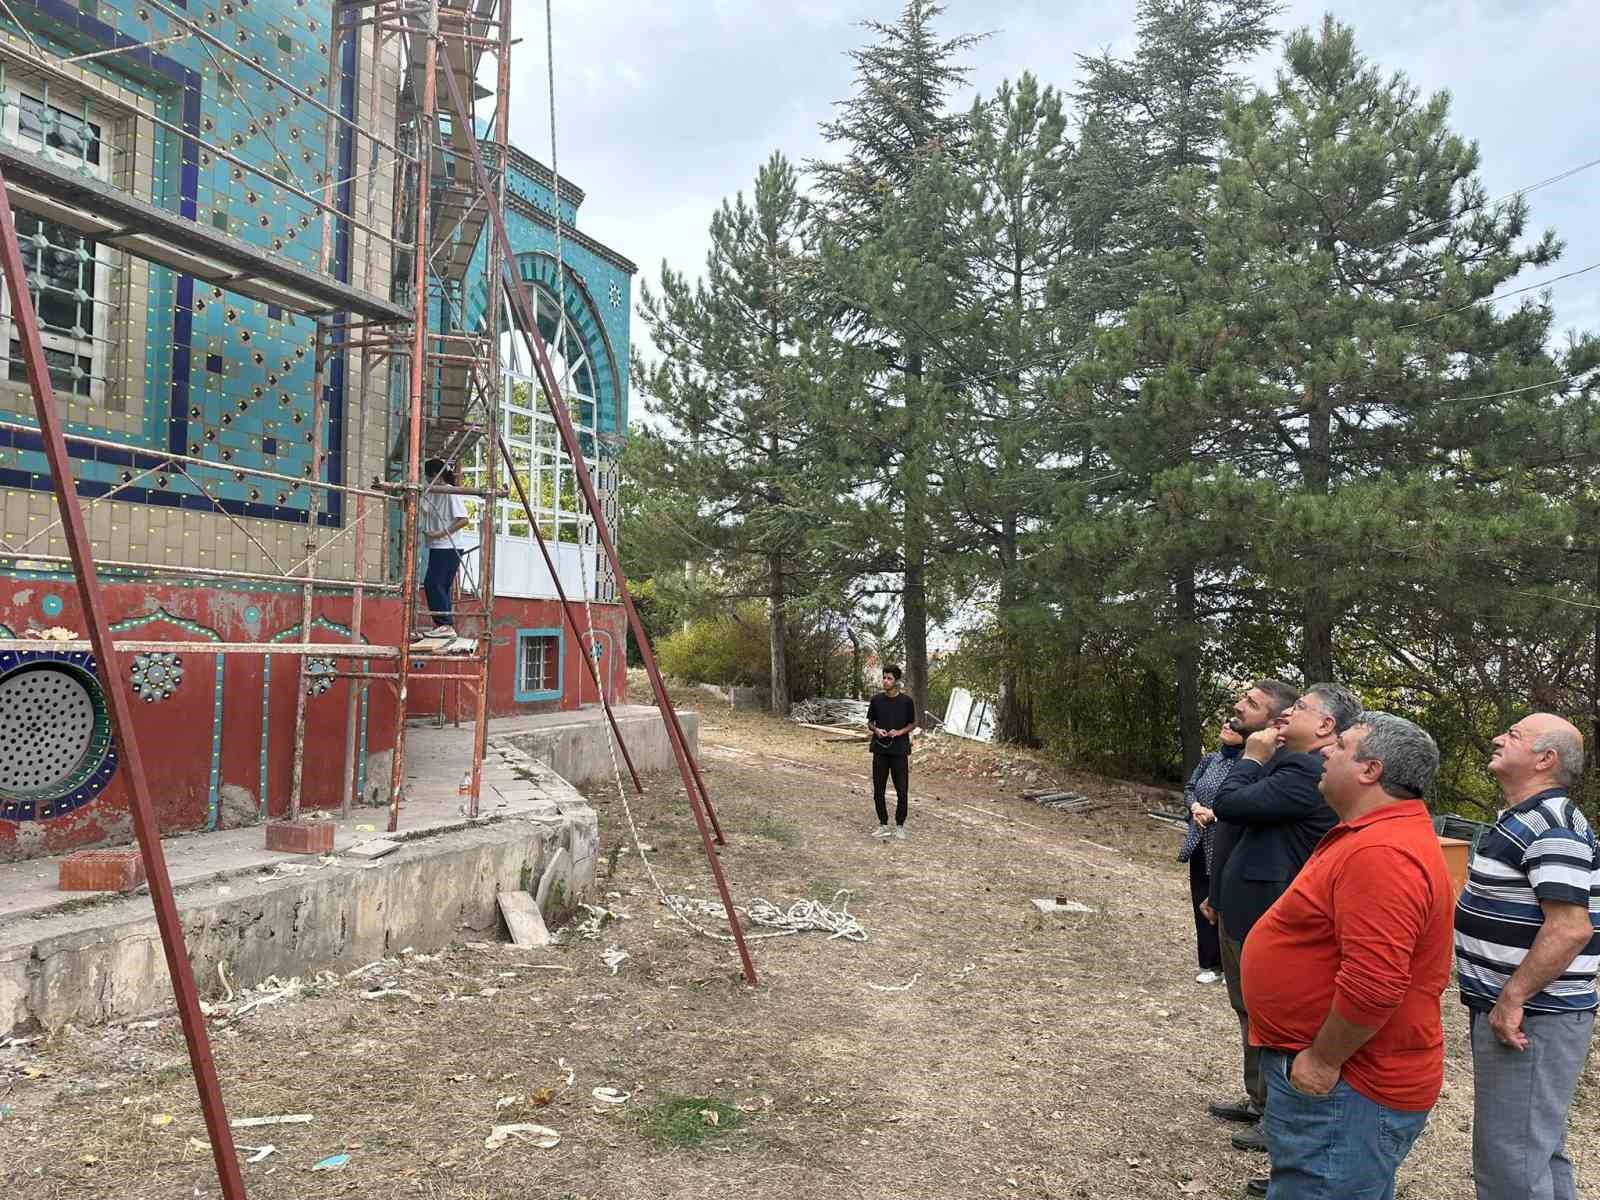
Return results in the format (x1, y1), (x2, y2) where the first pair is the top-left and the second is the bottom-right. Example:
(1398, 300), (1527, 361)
(1259, 1050), (1430, 1200)
(423, 547), (461, 628)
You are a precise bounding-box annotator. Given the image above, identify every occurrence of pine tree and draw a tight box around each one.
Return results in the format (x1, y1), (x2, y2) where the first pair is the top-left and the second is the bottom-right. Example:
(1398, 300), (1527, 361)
(1061, 0), (1281, 769)
(941, 72), (1079, 743)
(628, 152), (827, 716)
(1194, 17), (1565, 681)
(808, 0), (986, 720)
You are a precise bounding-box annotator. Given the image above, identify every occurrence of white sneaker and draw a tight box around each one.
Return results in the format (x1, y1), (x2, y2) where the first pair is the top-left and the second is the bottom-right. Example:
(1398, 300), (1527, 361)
(892, 827), (906, 840)
(871, 824), (892, 839)
(1196, 969), (1222, 985)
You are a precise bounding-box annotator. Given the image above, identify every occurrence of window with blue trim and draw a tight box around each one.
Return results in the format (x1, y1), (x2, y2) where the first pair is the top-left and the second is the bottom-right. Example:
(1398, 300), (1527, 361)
(515, 628), (562, 701)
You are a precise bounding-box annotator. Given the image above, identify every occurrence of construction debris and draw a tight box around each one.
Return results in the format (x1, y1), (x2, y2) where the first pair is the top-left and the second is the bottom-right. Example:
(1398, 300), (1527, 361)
(790, 697), (870, 727)
(230, 1114), (313, 1129)
(1031, 898), (1095, 915)
(1022, 789), (1111, 815)
(484, 1122), (560, 1151)
(497, 891), (552, 947)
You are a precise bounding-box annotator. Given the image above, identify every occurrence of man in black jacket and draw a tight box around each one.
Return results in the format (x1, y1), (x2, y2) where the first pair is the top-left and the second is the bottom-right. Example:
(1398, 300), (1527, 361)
(1204, 682), (1361, 1168)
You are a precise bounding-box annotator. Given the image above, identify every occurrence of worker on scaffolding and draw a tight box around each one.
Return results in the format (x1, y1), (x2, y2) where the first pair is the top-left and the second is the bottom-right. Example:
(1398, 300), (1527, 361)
(418, 456), (471, 641)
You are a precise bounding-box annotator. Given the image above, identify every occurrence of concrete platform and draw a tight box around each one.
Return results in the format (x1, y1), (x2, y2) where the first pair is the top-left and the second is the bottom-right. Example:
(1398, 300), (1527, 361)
(0, 706), (696, 1035)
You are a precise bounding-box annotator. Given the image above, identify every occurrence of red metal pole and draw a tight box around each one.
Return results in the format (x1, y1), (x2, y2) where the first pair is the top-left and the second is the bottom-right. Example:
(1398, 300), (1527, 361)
(499, 430), (643, 792)
(437, 57), (756, 984)
(0, 172), (248, 1196)
(387, 1), (439, 834)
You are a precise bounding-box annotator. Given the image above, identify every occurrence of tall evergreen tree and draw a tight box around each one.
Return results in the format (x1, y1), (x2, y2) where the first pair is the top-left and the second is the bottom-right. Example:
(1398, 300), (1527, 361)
(1195, 17), (1564, 681)
(1062, 0), (1281, 769)
(942, 72), (1080, 742)
(628, 152), (826, 715)
(808, 0), (985, 719)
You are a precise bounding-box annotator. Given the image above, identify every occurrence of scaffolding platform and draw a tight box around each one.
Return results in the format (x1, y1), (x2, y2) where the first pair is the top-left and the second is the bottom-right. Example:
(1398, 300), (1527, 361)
(0, 141), (411, 323)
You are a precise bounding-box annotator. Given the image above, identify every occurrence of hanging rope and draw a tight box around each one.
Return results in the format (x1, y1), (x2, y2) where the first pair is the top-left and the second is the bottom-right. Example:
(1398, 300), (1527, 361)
(540, 0), (863, 949)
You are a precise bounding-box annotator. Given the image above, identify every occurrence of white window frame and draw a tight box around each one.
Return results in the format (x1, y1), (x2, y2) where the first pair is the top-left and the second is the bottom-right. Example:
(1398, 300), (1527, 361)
(0, 84), (114, 404)
(462, 289), (612, 600)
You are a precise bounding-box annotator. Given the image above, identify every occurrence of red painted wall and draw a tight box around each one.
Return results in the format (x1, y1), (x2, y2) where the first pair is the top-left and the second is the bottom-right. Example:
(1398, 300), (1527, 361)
(0, 577), (626, 862)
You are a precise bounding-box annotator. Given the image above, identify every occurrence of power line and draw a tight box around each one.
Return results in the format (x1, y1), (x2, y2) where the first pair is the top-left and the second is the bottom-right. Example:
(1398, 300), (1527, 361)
(1432, 369), (1599, 409)
(1395, 260), (1600, 330)
(1370, 153), (1600, 256)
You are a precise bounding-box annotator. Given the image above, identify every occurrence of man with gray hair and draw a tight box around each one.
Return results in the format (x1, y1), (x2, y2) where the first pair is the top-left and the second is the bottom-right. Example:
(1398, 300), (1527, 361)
(1243, 712), (1454, 1198)
(1455, 712), (1596, 1200)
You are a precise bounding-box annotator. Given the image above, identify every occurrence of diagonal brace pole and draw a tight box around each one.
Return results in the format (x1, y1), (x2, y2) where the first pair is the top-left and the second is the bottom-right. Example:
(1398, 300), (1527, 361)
(0, 170), (248, 1197)
(498, 429), (643, 792)
(436, 55), (756, 984)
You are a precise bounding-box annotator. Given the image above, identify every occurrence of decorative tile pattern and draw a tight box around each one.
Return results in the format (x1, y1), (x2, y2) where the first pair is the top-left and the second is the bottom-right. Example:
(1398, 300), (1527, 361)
(0, 621), (118, 821)
(129, 650), (183, 702)
(0, 0), (356, 528)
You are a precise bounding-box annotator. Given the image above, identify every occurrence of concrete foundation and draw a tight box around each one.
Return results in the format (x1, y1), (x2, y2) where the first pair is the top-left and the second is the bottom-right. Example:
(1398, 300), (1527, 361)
(0, 706), (695, 1035)
(501, 704), (700, 787)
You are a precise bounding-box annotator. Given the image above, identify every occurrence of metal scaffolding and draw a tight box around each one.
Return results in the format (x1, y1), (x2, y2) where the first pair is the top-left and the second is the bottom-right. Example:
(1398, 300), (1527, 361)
(0, 1), (758, 1193)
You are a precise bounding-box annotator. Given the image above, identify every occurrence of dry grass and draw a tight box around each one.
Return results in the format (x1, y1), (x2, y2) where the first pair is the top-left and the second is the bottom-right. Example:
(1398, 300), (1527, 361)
(3, 703), (1598, 1199)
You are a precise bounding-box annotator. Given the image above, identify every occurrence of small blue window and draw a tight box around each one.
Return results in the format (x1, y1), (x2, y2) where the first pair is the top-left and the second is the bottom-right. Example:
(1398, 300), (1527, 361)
(514, 627), (562, 702)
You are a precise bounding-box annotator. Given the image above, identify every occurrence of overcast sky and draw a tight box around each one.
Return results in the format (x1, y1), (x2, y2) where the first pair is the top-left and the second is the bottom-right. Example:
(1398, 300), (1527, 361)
(503, 1), (1600, 379)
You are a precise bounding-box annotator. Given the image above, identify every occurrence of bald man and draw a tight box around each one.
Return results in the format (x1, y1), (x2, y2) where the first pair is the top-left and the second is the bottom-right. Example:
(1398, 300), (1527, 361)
(1454, 713), (1596, 1200)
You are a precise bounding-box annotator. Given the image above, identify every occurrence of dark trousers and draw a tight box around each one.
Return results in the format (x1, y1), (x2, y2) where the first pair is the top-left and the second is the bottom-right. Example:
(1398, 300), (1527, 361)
(1189, 854), (1221, 971)
(1221, 927), (1266, 1112)
(871, 753), (909, 825)
(423, 547), (462, 627)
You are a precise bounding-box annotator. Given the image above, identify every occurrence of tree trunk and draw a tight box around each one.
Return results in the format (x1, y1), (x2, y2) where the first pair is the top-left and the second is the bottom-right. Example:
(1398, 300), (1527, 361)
(1301, 384), (1335, 682)
(901, 353), (930, 721)
(768, 552), (790, 717)
(996, 519), (1035, 744)
(1174, 564), (1203, 774)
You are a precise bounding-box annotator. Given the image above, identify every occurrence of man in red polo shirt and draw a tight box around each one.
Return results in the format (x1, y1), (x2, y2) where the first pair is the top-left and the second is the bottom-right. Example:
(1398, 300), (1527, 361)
(1241, 712), (1454, 1200)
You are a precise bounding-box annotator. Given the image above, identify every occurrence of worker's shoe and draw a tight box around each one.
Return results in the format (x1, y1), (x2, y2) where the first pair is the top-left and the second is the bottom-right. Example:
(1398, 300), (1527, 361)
(1231, 1124), (1268, 1152)
(1207, 1098), (1261, 1123)
(1246, 1175), (1268, 1197)
(871, 824), (892, 839)
(892, 826), (907, 840)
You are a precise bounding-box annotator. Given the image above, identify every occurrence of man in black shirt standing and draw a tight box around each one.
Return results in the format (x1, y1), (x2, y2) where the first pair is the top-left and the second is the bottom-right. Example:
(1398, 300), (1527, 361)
(866, 665), (917, 840)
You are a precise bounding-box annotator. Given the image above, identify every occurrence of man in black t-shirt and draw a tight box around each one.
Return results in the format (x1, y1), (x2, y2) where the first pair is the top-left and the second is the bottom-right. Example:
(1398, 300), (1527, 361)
(865, 665), (917, 840)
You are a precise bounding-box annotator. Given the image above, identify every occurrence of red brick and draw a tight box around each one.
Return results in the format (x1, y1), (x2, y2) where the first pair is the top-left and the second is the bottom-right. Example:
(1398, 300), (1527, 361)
(264, 820), (335, 855)
(59, 849), (147, 893)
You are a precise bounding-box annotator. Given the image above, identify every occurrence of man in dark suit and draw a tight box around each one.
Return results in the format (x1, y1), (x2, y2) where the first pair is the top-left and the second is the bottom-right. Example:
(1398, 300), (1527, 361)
(1205, 681), (1362, 1171)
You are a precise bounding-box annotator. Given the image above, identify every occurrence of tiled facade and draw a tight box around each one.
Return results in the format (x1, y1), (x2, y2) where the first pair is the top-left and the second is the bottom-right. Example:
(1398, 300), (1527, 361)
(0, 0), (637, 862)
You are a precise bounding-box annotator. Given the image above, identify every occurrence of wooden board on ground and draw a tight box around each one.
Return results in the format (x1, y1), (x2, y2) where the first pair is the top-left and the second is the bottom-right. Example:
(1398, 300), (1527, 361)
(347, 839), (400, 861)
(498, 890), (551, 947)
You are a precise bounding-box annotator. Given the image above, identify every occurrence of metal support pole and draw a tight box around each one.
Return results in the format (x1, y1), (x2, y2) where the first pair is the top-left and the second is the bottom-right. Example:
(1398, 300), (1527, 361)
(288, 23), (347, 823)
(499, 430), (643, 792)
(387, 0), (438, 834)
(288, 320), (329, 821)
(464, 0), (513, 821)
(0, 169), (248, 1197)
(437, 58), (755, 985)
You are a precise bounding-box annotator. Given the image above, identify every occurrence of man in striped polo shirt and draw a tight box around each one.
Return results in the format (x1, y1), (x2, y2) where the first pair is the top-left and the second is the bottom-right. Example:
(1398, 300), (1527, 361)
(1454, 712), (1595, 1200)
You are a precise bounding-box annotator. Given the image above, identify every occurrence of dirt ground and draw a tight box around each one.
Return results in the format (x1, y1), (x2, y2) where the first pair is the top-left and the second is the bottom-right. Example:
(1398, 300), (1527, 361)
(4, 703), (1599, 1199)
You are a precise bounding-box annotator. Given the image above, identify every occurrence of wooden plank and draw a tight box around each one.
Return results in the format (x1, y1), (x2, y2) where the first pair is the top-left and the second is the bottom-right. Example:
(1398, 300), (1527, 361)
(497, 890), (551, 947)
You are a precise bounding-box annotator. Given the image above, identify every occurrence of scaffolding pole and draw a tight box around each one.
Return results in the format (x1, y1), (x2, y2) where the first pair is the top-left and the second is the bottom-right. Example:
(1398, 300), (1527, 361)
(0, 170), (247, 1198)
(438, 54), (757, 985)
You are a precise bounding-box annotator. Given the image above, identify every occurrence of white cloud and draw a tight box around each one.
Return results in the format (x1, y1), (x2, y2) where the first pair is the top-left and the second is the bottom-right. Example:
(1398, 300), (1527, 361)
(508, 1), (1600, 374)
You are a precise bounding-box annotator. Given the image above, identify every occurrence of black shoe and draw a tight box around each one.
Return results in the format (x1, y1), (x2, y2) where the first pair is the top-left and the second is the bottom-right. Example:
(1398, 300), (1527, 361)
(1246, 1176), (1268, 1197)
(1231, 1124), (1268, 1153)
(1207, 1098), (1261, 1123)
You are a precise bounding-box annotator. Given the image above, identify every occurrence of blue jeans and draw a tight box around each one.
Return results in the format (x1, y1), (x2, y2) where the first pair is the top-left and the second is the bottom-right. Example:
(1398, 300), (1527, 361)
(1260, 1049), (1430, 1200)
(423, 547), (462, 627)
